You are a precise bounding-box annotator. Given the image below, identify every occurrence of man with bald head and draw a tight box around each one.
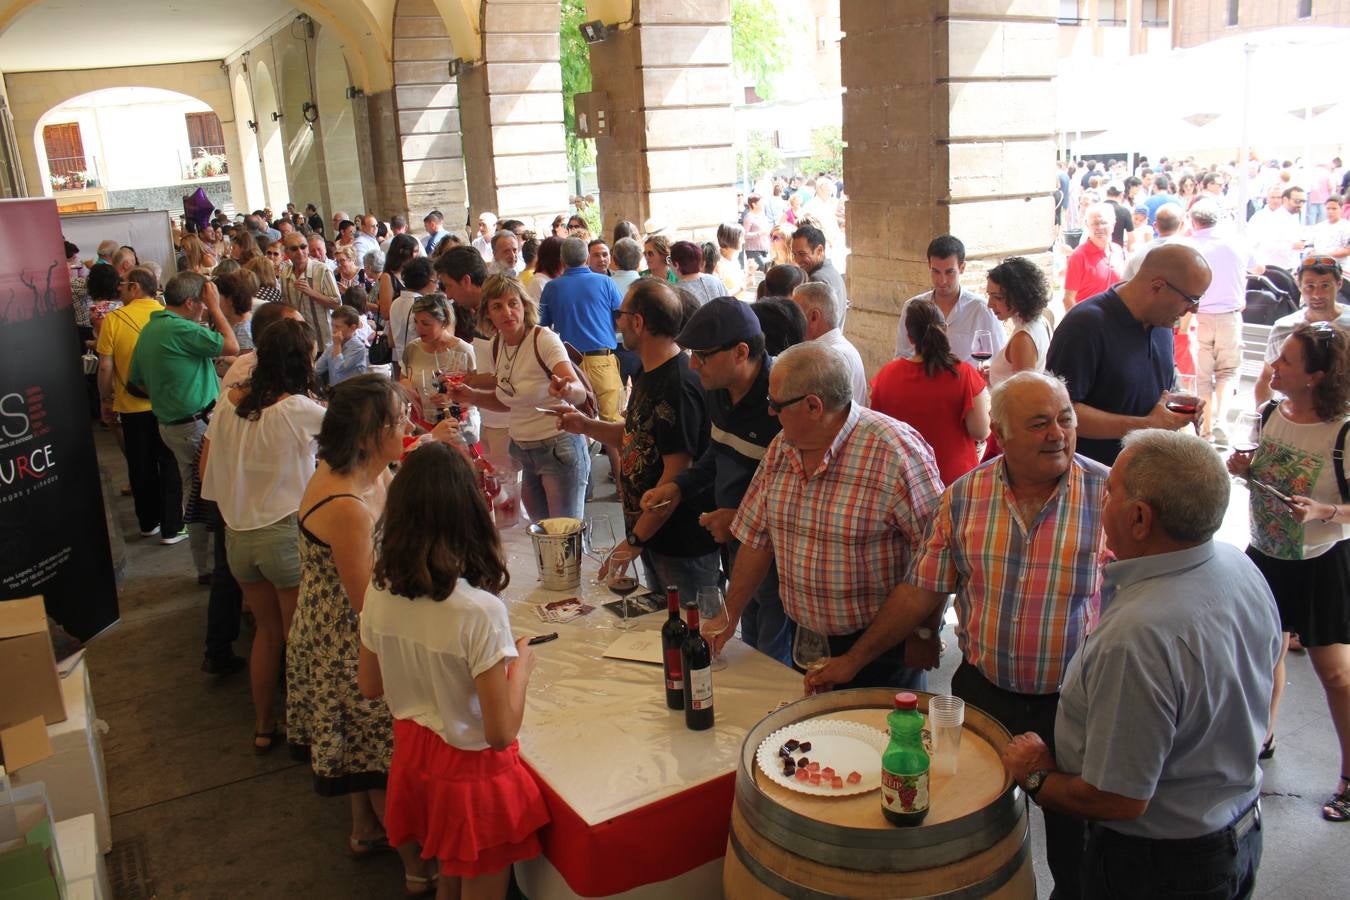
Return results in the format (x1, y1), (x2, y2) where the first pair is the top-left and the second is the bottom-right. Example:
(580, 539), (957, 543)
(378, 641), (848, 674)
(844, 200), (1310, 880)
(711, 341), (944, 691)
(809, 370), (1107, 897)
(353, 214), (381, 263)
(1063, 202), (1127, 313)
(1047, 243), (1211, 465)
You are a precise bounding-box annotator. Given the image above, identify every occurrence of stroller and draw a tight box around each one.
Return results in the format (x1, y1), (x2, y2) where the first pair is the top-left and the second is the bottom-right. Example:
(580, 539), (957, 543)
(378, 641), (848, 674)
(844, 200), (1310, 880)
(1243, 266), (1299, 326)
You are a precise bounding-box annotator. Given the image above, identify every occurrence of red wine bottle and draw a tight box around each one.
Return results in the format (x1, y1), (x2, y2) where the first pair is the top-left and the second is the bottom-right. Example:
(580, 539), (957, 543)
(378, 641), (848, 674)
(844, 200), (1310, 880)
(681, 606), (714, 730)
(660, 586), (687, 710)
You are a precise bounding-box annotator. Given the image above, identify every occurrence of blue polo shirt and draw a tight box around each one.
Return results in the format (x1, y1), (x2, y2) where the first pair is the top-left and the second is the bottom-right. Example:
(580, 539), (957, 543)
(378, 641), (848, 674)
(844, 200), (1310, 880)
(674, 355), (778, 509)
(539, 266), (623, 352)
(1046, 288), (1173, 465)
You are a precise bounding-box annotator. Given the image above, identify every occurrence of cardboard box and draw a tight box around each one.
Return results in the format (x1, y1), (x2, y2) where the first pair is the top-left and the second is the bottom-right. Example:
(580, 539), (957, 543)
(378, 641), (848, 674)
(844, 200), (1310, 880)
(0, 718), (52, 773)
(0, 598), (65, 730)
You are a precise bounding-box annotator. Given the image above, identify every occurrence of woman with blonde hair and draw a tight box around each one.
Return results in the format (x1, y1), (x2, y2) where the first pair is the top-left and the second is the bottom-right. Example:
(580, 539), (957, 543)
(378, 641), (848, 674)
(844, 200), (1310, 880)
(181, 234), (217, 275)
(231, 229), (261, 266)
(244, 256), (282, 305)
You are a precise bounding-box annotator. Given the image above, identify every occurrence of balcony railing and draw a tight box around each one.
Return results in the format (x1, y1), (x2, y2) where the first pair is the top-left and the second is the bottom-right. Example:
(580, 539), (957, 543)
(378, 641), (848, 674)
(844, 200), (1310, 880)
(48, 156), (100, 191)
(182, 146), (229, 181)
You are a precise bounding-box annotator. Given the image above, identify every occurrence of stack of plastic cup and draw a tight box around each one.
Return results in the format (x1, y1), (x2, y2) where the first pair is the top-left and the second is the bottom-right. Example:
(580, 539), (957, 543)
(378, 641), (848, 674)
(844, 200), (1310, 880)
(928, 695), (965, 776)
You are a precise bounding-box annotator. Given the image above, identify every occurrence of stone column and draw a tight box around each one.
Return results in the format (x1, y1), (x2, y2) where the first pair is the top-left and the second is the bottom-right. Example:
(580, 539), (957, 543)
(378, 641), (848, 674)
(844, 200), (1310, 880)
(458, 0), (570, 231)
(840, 0), (1058, 374)
(588, 0), (736, 236)
(355, 90), (412, 221)
(392, 0), (468, 223)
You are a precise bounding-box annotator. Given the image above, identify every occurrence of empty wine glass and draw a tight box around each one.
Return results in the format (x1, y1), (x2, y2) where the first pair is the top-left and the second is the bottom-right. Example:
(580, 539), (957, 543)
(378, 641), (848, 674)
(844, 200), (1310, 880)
(793, 627), (832, 694)
(605, 551), (640, 631)
(696, 586), (731, 671)
(584, 516), (616, 565)
(971, 329), (995, 365)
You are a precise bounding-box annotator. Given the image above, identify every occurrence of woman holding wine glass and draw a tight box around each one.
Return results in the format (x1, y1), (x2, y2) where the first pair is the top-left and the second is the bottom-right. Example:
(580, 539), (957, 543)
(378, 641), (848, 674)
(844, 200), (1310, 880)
(869, 298), (990, 485)
(398, 294), (476, 432)
(1227, 321), (1350, 822)
(984, 256), (1052, 386)
(447, 274), (591, 521)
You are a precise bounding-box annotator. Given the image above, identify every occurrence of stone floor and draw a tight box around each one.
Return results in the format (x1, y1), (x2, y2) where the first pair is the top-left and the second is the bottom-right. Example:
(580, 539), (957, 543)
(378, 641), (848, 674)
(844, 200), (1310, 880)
(81, 424), (1349, 899)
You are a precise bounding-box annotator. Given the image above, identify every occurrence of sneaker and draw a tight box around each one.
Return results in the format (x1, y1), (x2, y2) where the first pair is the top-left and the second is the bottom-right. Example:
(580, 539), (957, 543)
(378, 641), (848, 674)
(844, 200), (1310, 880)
(139, 525), (161, 538)
(200, 654), (246, 676)
(159, 531), (189, 545)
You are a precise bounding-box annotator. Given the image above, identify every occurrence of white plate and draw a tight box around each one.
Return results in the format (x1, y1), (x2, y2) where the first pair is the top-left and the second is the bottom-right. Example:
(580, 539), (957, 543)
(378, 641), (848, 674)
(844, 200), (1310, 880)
(755, 718), (889, 797)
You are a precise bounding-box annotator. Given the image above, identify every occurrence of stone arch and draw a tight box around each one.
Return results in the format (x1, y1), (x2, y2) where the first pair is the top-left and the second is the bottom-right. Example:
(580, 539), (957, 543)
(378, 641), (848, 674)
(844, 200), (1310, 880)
(7, 63), (243, 209)
(315, 25), (366, 218)
(232, 69), (267, 211)
(250, 57), (291, 209)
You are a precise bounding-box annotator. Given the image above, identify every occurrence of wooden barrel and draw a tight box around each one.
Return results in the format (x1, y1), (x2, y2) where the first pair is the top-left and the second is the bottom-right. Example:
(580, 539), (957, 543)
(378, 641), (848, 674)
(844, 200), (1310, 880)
(724, 688), (1035, 899)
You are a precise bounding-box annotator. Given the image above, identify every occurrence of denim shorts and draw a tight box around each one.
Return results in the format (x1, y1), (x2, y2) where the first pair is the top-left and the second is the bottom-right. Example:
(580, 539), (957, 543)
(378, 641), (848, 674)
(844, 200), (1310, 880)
(225, 514), (301, 588)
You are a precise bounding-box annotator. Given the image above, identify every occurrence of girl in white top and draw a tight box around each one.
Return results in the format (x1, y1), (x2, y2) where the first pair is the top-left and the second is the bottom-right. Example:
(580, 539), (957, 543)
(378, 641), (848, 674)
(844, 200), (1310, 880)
(984, 256), (1053, 387)
(358, 442), (549, 895)
(200, 318), (326, 753)
(450, 273), (590, 520)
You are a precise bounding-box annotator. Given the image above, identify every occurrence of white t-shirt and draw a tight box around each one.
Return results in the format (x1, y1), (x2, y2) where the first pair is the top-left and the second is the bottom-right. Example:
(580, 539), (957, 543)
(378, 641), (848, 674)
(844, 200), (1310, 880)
(202, 392), (326, 530)
(472, 336), (511, 429)
(360, 579), (518, 751)
(817, 328), (870, 408)
(988, 316), (1052, 386)
(1249, 407), (1350, 560)
(526, 273), (551, 303)
(493, 326), (570, 442)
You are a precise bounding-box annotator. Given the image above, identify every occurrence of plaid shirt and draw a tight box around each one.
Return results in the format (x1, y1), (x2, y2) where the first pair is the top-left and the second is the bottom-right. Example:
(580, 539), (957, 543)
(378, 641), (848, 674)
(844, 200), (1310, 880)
(732, 405), (944, 635)
(908, 454), (1109, 695)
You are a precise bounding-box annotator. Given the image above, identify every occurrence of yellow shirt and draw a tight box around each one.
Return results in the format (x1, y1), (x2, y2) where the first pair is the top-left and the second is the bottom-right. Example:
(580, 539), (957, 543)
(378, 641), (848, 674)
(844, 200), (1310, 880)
(94, 298), (161, 413)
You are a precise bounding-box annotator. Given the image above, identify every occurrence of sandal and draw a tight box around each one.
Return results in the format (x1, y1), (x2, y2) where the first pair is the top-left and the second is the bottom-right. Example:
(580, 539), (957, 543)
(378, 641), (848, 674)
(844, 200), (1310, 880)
(404, 873), (438, 897)
(1258, 734), (1276, 760)
(253, 728), (281, 755)
(1322, 777), (1350, 822)
(349, 834), (391, 857)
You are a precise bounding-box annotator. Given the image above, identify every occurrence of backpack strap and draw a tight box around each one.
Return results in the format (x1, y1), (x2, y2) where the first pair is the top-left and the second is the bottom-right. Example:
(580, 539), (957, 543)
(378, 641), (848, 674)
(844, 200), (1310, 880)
(1259, 399), (1279, 430)
(492, 333), (501, 366)
(531, 326), (550, 377)
(1335, 419), (1350, 504)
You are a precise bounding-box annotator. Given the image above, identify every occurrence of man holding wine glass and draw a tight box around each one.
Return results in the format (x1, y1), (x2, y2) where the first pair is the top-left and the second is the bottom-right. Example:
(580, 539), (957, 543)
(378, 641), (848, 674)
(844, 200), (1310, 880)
(1047, 243), (1212, 465)
(806, 371), (1108, 898)
(894, 234), (1004, 365)
(713, 342), (944, 691)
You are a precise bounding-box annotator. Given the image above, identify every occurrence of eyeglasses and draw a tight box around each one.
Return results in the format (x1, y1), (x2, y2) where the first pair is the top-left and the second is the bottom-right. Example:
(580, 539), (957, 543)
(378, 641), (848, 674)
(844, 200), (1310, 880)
(767, 393), (809, 414)
(1160, 279), (1202, 308)
(691, 344), (737, 363)
(615, 308), (635, 319)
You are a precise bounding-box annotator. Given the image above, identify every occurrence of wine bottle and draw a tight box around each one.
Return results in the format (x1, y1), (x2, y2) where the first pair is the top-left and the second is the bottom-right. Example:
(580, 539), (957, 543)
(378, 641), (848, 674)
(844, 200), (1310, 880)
(681, 606), (714, 730)
(660, 586), (687, 710)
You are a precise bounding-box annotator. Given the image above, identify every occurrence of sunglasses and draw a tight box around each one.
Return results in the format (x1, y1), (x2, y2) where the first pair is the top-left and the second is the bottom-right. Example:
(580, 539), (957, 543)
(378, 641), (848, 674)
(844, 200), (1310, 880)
(767, 393), (808, 414)
(1300, 255), (1342, 276)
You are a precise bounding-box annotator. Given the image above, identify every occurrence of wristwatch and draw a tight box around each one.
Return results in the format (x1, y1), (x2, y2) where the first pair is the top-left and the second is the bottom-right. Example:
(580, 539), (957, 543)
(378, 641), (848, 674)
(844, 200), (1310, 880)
(1022, 768), (1052, 801)
(625, 530), (646, 549)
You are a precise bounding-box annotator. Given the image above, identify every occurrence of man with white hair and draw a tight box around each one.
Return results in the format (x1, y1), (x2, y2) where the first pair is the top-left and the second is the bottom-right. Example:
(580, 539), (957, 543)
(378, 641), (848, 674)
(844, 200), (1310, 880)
(810, 371), (1108, 898)
(1003, 429), (1279, 900)
(709, 341), (944, 691)
(791, 281), (869, 405)
(1063, 202), (1127, 313)
(1187, 198), (1262, 444)
(489, 230), (521, 276)
(472, 211), (498, 262)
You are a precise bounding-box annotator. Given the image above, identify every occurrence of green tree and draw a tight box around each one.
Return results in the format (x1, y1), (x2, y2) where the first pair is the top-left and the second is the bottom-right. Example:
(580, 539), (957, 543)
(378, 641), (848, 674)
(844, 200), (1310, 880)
(737, 131), (784, 182)
(560, 0), (595, 194)
(731, 0), (792, 101)
(801, 126), (844, 176)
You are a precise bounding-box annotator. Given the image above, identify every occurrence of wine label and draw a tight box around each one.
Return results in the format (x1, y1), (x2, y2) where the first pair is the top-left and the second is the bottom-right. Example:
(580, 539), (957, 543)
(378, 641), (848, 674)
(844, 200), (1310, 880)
(881, 768), (930, 814)
(665, 648), (683, 690)
(689, 665), (713, 710)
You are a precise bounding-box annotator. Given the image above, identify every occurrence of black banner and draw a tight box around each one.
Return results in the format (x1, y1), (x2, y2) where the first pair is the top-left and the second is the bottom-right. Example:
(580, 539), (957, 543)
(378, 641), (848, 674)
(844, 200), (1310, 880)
(0, 198), (119, 640)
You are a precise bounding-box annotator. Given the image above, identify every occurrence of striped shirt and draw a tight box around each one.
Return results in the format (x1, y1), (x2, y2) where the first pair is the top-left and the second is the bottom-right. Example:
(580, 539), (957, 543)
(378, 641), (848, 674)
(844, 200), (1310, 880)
(908, 454), (1109, 695)
(732, 405), (944, 635)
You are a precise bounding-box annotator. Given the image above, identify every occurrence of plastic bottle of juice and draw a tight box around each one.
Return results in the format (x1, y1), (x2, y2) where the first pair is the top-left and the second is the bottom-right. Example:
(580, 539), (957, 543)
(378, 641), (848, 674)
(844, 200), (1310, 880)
(881, 692), (930, 826)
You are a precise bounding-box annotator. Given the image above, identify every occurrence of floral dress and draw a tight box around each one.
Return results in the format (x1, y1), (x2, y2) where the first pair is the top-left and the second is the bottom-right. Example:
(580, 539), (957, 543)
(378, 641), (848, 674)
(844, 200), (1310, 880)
(286, 493), (393, 795)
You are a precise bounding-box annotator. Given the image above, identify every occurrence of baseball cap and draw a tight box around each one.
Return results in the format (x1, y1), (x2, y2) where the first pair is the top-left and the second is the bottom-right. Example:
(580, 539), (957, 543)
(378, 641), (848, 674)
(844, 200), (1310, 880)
(676, 297), (762, 352)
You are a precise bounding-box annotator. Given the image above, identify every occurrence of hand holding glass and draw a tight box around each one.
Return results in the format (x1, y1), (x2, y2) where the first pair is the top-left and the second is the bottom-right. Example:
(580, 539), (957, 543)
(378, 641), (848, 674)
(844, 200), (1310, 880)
(604, 552), (640, 631)
(696, 587), (731, 670)
(793, 627), (832, 694)
(970, 330), (995, 364)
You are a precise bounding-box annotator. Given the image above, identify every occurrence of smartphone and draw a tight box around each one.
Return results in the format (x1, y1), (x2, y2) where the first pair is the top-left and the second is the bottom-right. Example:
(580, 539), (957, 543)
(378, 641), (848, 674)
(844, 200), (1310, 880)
(1251, 479), (1294, 506)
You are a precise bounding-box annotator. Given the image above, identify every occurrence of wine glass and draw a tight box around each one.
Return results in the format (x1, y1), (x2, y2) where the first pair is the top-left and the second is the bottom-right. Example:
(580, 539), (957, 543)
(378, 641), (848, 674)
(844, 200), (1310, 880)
(793, 626), (832, 694)
(605, 551), (640, 631)
(970, 329), (995, 365)
(696, 586), (731, 671)
(584, 516), (616, 565)
(441, 348), (470, 388)
(1232, 412), (1261, 455)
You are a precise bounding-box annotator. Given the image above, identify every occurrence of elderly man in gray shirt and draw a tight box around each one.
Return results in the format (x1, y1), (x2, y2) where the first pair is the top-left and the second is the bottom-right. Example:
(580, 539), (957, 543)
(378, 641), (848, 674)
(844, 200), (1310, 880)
(1002, 428), (1280, 900)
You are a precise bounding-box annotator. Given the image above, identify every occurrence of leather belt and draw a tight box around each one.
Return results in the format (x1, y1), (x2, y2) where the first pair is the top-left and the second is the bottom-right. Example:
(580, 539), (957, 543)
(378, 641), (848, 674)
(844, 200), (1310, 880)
(581, 348), (612, 356)
(165, 401), (215, 426)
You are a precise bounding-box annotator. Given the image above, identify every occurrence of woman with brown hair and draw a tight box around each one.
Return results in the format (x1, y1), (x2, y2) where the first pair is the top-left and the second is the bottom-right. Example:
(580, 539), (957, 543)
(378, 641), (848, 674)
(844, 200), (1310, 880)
(869, 297), (990, 485)
(214, 270), (260, 352)
(1229, 319), (1350, 821)
(230, 229), (261, 266)
(642, 234), (678, 284)
(244, 256), (282, 305)
(527, 236), (565, 302)
(359, 441), (548, 900)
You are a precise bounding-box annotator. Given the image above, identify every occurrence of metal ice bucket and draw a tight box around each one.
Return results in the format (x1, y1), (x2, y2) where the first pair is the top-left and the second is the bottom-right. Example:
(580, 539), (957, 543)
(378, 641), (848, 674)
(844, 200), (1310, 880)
(527, 518), (584, 590)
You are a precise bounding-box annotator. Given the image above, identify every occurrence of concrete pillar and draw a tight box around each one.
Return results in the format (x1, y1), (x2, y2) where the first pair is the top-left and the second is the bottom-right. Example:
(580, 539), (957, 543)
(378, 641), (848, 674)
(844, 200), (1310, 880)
(392, 0), (468, 223)
(356, 90), (412, 220)
(588, 0), (736, 236)
(458, 0), (570, 231)
(840, 0), (1058, 374)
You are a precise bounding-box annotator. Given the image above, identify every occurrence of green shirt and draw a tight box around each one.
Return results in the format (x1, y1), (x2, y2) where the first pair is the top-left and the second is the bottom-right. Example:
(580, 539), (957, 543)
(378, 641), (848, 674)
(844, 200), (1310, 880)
(128, 309), (223, 423)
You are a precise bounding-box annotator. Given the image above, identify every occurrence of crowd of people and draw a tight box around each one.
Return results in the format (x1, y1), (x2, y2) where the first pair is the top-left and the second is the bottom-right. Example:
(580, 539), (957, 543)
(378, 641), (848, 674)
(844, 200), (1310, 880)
(70, 162), (1350, 898)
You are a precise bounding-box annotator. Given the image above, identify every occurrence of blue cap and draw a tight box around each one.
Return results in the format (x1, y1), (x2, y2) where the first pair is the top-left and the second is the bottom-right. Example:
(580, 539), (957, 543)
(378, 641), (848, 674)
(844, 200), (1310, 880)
(676, 296), (762, 351)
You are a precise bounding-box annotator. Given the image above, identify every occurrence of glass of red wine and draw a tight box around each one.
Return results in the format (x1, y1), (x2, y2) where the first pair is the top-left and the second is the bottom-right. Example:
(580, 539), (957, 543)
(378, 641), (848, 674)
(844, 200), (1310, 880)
(1231, 412), (1261, 455)
(970, 329), (995, 366)
(605, 551), (640, 631)
(1166, 374), (1200, 431)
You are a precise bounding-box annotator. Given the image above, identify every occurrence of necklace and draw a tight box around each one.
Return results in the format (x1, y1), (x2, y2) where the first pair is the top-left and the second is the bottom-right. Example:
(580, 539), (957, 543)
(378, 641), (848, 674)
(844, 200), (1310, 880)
(499, 328), (528, 394)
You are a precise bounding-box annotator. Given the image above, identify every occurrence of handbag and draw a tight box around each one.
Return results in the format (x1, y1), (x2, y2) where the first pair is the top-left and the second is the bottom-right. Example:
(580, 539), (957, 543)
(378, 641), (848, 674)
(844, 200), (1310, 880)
(368, 328), (393, 366)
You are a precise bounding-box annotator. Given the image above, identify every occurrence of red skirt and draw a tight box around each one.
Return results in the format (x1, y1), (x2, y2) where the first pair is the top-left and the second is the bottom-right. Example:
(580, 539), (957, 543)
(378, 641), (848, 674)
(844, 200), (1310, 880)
(385, 719), (550, 876)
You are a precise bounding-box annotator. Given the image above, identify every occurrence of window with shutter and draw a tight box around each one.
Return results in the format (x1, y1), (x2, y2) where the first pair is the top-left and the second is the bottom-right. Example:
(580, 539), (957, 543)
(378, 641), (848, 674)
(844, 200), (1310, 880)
(42, 122), (85, 178)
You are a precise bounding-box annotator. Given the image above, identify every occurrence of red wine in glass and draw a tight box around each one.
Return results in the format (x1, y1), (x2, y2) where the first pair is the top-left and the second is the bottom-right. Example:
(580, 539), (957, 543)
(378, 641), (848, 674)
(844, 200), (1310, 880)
(1231, 442), (1258, 453)
(608, 576), (640, 598)
(970, 352), (993, 363)
(1165, 396), (1198, 415)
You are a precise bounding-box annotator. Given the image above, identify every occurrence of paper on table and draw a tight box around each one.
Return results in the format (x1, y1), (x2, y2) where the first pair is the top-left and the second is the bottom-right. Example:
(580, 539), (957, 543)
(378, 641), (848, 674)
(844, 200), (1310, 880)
(601, 632), (664, 665)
